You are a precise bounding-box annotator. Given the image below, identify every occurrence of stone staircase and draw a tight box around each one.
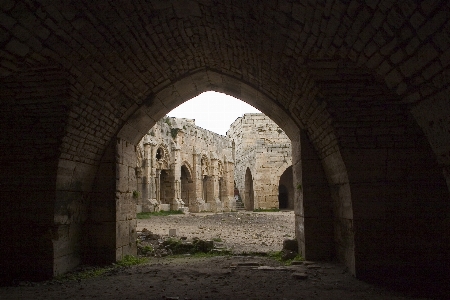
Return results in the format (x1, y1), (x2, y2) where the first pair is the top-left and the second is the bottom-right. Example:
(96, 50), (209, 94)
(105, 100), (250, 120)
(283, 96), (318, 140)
(235, 199), (246, 211)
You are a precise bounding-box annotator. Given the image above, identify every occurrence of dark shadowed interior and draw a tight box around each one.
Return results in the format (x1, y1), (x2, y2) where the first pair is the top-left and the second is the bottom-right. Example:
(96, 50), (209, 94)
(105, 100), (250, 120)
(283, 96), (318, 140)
(0, 1), (449, 292)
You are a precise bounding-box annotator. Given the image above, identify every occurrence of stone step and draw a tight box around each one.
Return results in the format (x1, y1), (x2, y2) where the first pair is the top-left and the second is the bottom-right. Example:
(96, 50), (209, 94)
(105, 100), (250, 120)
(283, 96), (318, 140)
(235, 201), (246, 211)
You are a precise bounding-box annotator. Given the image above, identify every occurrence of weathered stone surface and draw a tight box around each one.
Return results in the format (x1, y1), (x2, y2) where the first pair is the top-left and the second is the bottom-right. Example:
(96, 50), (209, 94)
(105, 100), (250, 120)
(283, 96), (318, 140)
(135, 117), (234, 213)
(283, 239), (299, 253)
(228, 114), (293, 210)
(0, 1), (449, 287)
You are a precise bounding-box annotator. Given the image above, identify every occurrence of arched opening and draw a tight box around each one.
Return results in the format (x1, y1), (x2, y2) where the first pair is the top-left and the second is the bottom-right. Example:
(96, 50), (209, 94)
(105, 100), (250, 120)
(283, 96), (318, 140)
(180, 165), (193, 208)
(202, 176), (208, 202)
(244, 168), (255, 211)
(278, 184), (288, 209)
(2, 3), (449, 291)
(80, 71), (359, 280)
(98, 74), (356, 276)
(156, 148), (163, 160)
(218, 177), (223, 202)
(278, 166), (293, 210)
(159, 170), (171, 211)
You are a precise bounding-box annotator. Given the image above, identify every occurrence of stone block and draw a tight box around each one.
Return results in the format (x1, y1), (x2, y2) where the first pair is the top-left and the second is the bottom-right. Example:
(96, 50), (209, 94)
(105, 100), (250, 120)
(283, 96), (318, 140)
(53, 252), (81, 276)
(116, 220), (131, 247)
(160, 204), (170, 211)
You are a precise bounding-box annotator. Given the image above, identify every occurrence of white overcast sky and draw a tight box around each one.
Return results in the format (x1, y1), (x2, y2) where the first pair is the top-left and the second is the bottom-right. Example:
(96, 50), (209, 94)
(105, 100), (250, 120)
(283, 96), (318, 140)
(167, 91), (261, 136)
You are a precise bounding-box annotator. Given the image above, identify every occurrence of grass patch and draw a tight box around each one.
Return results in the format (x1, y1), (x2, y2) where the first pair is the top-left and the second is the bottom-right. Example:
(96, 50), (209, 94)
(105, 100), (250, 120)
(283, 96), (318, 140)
(55, 266), (113, 281)
(114, 255), (148, 267)
(212, 237), (223, 242)
(267, 251), (304, 265)
(253, 208), (280, 212)
(163, 238), (216, 254)
(54, 255), (148, 282)
(137, 210), (184, 219)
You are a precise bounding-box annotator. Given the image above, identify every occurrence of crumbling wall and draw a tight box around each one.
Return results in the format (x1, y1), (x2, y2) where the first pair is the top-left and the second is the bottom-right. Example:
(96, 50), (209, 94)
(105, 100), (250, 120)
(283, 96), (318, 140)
(136, 117), (234, 213)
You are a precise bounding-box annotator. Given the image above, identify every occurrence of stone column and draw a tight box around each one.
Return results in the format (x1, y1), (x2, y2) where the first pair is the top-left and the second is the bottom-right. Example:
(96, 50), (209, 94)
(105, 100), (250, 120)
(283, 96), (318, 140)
(150, 142), (158, 201)
(171, 143), (188, 212)
(191, 151), (207, 212)
(155, 169), (161, 205)
(209, 153), (223, 212)
(141, 142), (150, 210)
(142, 141), (159, 212)
(222, 159), (235, 211)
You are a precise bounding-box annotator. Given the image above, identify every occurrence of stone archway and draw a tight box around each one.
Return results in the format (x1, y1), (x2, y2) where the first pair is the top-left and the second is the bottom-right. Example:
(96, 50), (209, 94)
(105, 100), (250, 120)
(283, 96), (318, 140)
(244, 168), (255, 211)
(159, 170), (172, 211)
(278, 166), (293, 210)
(180, 164), (194, 208)
(278, 184), (288, 209)
(3, 2), (450, 285)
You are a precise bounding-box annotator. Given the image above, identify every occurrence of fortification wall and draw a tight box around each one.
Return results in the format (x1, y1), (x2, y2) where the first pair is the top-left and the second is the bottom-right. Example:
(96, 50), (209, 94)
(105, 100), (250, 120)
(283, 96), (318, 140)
(227, 114), (292, 210)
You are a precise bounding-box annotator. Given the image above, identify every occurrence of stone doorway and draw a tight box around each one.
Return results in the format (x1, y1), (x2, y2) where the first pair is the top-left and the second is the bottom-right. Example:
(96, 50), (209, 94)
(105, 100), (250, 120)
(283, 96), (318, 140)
(278, 166), (293, 210)
(180, 165), (194, 207)
(202, 176), (208, 202)
(244, 168), (254, 210)
(159, 169), (172, 210)
(278, 184), (288, 209)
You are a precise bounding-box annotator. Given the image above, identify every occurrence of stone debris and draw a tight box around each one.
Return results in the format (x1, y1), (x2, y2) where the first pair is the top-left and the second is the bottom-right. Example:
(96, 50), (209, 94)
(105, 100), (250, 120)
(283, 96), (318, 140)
(292, 272), (308, 280)
(306, 264), (321, 269)
(281, 249), (297, 260)
(137, 228), (227, 257)
(236, 262), (261, 266)
(282, 239), (298, 252)
(138, 211), (295, 254)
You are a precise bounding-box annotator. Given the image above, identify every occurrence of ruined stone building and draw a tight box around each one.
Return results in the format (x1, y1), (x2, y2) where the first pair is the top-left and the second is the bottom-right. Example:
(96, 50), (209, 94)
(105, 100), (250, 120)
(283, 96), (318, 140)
(136, 117), (234, 213)
(227, 114), (293, 210)
(2, 1), (449, 288)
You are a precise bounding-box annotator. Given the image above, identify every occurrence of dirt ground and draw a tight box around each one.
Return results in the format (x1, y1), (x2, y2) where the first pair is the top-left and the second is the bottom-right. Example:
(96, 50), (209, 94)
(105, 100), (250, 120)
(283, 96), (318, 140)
(137, 211), (296, 254)
(0, 212), (444, 299)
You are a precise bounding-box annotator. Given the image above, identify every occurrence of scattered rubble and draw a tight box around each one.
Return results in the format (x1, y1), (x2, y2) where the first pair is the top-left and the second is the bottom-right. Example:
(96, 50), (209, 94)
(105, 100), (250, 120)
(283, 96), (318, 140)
(137, 228), (228, 257)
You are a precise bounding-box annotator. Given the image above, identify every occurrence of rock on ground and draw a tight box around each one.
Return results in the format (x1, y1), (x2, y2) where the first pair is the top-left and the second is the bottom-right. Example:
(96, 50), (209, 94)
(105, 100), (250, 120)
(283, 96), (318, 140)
(137, 211), (296, 254)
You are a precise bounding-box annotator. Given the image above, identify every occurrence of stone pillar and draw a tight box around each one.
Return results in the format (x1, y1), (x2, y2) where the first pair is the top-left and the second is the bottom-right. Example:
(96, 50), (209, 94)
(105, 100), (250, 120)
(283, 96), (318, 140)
(155, 169), (161, 205)
(142, 141), (159, 212)
(300, 131), (334, 261)
(150, 142), (158, 201)
(222, 159), (236, 211)
(171, 144), (188, 212)
(190, 151), (207, 212)
(141, 142), (150, 209)
(292, 132), (304, 258)
(209, 154), (223, 212)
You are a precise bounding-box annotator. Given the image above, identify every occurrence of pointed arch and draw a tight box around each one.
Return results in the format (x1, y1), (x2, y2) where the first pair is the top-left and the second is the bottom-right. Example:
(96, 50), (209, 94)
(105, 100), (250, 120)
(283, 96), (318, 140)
(244, 167), (255, 211)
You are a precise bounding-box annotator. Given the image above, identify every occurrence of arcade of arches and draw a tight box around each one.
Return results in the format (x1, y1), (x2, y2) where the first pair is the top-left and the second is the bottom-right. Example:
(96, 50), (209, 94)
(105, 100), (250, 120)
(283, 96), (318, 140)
(1, 1), (449, 286)
(136, 116), (235, 213)
(135, 114), (292, 214)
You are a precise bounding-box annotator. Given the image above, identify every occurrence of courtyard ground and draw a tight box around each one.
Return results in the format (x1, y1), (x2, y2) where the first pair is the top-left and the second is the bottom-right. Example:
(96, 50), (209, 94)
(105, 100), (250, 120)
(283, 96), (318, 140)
(137, 211), (296, 254)
(0, 211), (445, 299)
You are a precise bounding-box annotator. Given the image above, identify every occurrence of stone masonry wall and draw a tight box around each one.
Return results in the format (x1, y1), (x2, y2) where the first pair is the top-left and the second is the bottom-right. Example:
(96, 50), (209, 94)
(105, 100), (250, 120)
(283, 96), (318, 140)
(2, 0), (450, 283)
(227, 114), (292, 210)
(137, 117), (234, 213)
